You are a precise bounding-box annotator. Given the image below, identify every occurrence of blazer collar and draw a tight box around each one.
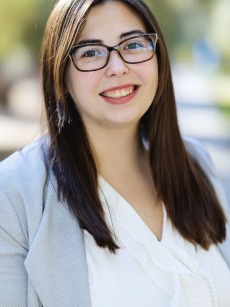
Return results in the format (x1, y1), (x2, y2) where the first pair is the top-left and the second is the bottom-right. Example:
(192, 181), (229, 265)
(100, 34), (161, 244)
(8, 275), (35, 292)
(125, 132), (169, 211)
(24, 177), (91, 307)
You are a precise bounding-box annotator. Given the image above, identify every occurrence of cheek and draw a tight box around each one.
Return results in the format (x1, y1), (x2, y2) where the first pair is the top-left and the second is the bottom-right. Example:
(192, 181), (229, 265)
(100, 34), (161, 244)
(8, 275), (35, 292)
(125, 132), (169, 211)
(138, 60), (158, 106)
(136, 58), (158, 84)
(148, 62), (158, 96)
(66, 73), (103, 116)
(68, 71), (101, 99)
(66, 73), (86, 102)
(148, 58), (158, 82)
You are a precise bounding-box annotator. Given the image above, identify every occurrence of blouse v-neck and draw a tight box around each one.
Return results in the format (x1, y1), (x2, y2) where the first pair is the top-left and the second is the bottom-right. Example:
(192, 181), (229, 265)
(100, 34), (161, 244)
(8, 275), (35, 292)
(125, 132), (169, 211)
(83, 176), (230, 307)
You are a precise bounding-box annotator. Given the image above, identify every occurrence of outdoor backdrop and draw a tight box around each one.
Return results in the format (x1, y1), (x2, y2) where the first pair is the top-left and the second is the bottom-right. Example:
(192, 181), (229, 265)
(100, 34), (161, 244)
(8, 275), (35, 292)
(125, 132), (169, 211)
(0, 0), (229, 202)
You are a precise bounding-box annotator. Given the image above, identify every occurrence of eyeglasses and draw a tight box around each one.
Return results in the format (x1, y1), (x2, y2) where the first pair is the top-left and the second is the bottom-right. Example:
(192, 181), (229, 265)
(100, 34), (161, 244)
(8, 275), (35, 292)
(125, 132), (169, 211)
(69, 33), (158, 72)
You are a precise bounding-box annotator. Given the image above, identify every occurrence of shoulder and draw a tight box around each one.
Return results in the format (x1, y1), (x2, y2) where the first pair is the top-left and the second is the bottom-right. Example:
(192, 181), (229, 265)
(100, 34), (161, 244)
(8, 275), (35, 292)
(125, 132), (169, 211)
(183, 136), (211, 168)
(183, 136), (218, 182)
(0, 136), (51, 199)
(0, 136), (51, 245)
(183, 137), (230, 266)
(0, 136), (48, 181)
(183, 136), (229, 213)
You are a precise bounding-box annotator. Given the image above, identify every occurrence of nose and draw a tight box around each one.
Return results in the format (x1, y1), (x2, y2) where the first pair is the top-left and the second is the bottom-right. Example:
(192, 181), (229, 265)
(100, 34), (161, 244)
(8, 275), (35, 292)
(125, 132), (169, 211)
(105, 50), (129, 77)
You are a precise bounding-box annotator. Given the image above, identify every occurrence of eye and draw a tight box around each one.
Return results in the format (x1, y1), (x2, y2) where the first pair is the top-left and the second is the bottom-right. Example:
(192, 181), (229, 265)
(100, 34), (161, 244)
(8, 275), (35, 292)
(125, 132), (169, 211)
(73, 46), (107, 63)
(81, 49), (102, 58)
(125, 41), (145, 50)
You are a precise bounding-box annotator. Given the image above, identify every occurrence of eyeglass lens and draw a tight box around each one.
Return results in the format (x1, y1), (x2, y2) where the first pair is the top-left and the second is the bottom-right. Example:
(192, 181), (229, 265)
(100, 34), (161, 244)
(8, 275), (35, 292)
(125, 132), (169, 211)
(71, 34), (157, 71)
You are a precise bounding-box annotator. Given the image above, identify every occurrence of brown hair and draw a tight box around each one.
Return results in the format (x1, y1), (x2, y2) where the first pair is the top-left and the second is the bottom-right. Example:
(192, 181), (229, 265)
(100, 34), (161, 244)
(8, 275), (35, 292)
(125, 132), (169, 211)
(41, 0), (226, 252)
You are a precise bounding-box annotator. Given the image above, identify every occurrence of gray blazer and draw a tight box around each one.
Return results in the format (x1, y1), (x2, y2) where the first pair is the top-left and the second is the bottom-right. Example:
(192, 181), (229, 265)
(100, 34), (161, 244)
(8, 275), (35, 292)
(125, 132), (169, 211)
(0, 137), (229, 307)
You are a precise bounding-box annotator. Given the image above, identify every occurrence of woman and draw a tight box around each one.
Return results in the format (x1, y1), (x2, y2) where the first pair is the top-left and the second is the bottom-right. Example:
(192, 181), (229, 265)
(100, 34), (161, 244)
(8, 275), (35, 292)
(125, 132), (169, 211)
(0, 0), (230, 306)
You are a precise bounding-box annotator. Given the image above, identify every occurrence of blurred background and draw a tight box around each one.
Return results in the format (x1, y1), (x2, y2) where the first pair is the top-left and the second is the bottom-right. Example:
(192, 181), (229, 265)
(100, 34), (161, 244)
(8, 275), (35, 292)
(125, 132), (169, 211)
(0, 0), (229, 204)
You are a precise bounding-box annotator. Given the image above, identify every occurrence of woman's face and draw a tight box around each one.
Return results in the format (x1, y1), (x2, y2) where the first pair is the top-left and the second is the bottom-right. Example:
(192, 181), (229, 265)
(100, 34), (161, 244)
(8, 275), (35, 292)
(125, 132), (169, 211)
(65, 1), (158, 131)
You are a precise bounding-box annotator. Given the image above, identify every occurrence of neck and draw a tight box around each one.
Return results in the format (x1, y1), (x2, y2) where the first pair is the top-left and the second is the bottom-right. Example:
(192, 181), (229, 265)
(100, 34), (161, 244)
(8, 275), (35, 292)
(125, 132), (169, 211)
(86, 123), (146, 176)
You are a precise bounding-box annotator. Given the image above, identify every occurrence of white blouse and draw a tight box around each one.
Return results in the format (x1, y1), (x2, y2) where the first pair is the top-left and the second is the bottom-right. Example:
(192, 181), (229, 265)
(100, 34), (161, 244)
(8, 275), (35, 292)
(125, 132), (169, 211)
(83, 176), (230, 307)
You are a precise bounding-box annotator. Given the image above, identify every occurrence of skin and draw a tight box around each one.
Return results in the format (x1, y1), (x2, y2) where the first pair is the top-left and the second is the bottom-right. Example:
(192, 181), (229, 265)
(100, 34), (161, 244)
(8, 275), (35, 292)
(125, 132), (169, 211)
(65, 1), (158, 131)
(65, 2), (163, 240)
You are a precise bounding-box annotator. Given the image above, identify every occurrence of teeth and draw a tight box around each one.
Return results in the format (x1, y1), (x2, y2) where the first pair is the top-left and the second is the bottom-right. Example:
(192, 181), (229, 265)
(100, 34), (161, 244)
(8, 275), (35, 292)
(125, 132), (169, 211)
(102, 86), (135, 98)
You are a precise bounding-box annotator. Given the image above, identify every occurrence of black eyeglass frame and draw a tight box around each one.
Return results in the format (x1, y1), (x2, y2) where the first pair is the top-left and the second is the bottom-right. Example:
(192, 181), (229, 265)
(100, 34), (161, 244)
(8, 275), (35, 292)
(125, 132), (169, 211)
(68, 33), (158, 72)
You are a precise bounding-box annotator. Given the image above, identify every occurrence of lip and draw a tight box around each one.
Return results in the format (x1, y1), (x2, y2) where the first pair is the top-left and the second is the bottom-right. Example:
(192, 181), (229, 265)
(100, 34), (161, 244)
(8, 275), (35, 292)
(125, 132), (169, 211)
(99, 84), (140, 105)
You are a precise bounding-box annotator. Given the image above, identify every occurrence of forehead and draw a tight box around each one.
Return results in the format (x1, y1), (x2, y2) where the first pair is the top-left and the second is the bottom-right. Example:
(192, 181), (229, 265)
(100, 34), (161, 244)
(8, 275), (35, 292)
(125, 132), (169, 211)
(77, 1), (147, 43)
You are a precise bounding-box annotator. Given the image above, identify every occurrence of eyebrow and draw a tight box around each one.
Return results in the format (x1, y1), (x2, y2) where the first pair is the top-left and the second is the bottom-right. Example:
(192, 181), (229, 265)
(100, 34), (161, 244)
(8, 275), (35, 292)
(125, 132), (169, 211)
(120, 30), (145, 39)
(76, 30), (145, 46)
(77, 39), (103, 45)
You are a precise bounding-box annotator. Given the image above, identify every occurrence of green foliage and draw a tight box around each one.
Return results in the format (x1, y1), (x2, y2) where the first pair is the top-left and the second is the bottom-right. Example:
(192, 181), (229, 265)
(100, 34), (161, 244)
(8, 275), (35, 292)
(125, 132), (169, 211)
(0, 0), (229, 71)
(0, 0), (54, 58)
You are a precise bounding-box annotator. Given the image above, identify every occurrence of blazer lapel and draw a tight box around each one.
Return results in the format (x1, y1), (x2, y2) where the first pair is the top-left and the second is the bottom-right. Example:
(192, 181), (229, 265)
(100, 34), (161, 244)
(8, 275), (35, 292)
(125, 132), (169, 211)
(25, 177), (91, 307)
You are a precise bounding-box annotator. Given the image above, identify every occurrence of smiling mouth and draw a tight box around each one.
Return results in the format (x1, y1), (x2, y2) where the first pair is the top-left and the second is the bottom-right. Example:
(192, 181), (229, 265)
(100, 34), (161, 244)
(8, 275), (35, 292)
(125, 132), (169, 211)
(100, 85), (138, 99)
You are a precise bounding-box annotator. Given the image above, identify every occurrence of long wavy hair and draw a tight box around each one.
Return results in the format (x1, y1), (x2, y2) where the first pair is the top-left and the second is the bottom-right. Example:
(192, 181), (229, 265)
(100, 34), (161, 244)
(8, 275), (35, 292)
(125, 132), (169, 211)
(41, 0), (226, 252)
